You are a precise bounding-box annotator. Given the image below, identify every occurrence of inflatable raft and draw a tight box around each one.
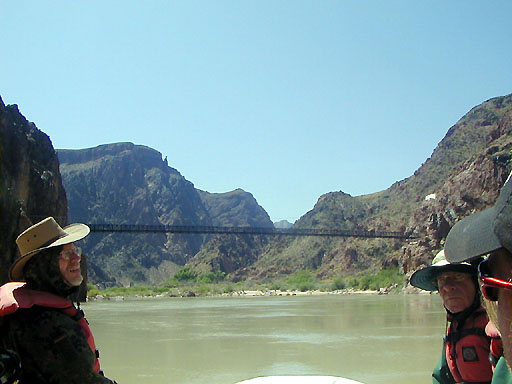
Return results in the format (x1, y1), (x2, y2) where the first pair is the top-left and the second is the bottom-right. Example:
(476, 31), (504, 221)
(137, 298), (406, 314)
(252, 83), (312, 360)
(236, 376), (364, 384)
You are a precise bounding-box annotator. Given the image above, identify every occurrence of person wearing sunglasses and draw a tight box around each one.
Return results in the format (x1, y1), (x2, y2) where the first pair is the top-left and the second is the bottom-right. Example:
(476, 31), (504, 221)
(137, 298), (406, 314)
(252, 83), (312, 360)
(410, 250), (502, 384)
(0, 217), (116, 383)
(446, 172), (512, 381)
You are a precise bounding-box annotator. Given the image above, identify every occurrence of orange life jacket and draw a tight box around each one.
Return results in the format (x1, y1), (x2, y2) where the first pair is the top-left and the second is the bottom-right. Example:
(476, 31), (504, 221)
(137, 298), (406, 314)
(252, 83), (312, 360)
(0, 282), (101, 373)
(444, 307), (493, 383)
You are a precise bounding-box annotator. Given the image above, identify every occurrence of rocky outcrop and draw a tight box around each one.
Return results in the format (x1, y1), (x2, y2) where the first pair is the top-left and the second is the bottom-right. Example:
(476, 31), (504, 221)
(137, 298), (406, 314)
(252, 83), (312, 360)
(401, 155), (510, 275)
(400, 95), (511, 277)
(187, 234), (270, 275)
(58, 144), (274, 285)
(58, 143), (212, 285)
(198, 189), (273, 228)
(296, 191), (370, 230)
(274, 220), (293, 229)
(0, 96), (68, 284)
(187, 189), (273, 275)
(246, 94), (511, 280)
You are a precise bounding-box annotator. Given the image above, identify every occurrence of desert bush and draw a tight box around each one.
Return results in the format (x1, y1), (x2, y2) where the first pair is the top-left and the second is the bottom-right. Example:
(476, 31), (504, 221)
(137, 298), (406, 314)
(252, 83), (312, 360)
(347, 277), (359, 288)
(87, 283), (99, 297)
(367, 267), (402, 290)
(347, 268), (403, 291)
(287, 270), (316, 291)
(161, 278), (180, 288)
(197, 285), (210, 295)
(197, 271), (225, 284)
(223, 284), (235, 294)
(174, 266), (197, 282)
(332, 278), (346, 290)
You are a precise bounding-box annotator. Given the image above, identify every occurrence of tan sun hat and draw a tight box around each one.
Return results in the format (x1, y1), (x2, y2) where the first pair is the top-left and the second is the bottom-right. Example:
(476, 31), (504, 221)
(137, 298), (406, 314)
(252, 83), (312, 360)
(9, 217), (90, 281)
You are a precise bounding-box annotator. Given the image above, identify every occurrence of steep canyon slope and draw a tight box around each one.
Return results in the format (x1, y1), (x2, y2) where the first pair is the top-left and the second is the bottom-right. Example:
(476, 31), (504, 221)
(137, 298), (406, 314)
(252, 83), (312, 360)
(58, 144), (273, 286)
(1, 94), (510, 287)
(59, 94), (510, 285)
(242, 94), (511, 281)
(0, 96), (68, 282)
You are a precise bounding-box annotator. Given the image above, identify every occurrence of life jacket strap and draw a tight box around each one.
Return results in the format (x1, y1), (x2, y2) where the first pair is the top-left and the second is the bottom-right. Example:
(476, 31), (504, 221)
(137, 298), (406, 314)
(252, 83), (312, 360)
(444, 327), (489, 343)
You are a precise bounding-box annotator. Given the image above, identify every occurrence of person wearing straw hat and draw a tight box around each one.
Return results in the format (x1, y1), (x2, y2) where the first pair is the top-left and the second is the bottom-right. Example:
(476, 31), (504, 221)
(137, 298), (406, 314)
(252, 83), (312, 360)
(445, 172), (512, 382)
(410, 250), (502, 384)
(0, 217), (116, 383)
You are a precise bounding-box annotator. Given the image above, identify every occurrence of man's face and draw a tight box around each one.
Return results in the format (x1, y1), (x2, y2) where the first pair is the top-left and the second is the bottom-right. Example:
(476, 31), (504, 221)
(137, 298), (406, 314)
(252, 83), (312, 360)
(487, 249), (512, 369)
(58, 243), (83, 287)
(437, 271), (476, 314)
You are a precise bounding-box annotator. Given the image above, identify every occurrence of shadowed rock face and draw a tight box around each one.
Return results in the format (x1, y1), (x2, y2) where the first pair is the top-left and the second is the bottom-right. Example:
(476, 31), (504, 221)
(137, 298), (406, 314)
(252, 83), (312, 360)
(0, 96), (68, 284)
(58, 143), (211, 286)
(58, 143), (274, 286)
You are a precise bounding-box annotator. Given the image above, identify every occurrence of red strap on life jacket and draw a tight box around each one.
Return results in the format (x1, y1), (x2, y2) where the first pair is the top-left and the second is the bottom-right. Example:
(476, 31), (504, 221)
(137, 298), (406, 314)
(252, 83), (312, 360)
(0, 282), (101, 373)
(77, 316), (101, 373)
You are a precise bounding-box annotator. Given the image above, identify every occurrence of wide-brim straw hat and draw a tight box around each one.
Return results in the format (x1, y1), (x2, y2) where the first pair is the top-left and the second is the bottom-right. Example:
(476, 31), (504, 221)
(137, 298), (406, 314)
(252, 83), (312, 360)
(9, 217), (90, 281)
(409, 250), (475, 291)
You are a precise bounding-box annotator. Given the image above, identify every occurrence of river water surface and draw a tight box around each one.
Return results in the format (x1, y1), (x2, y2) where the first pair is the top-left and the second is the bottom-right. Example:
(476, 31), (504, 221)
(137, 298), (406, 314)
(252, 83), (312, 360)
(84, 293), (446, 384)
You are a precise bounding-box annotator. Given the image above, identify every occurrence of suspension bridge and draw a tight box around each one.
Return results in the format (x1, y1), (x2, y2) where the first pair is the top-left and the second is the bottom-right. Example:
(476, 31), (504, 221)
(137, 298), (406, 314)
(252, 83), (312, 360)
(87, 223), (418, 239)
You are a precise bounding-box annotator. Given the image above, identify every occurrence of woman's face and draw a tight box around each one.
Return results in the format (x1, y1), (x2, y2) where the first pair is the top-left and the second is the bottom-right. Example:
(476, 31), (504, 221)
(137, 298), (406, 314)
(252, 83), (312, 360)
(437, 271), (476, 313)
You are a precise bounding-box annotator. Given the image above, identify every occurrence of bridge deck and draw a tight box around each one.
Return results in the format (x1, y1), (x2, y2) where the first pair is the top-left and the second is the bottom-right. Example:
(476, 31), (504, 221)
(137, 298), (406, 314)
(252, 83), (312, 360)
(88, 224), (417, 239)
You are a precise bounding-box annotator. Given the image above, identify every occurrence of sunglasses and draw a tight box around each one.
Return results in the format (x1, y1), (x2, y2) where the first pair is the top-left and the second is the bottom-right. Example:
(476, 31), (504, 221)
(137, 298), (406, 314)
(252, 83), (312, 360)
(59, 246), (82, 261)
(478, 258), (512, 301)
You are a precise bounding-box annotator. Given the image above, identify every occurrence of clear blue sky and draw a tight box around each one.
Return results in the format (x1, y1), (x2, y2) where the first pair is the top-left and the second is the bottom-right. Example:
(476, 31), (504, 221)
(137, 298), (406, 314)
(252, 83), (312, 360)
(1, 1), (511, 223)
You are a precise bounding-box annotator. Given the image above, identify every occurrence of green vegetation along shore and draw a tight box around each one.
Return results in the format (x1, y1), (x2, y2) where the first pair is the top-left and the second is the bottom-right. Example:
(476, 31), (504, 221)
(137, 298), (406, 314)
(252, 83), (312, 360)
(87, 267), (405, 299)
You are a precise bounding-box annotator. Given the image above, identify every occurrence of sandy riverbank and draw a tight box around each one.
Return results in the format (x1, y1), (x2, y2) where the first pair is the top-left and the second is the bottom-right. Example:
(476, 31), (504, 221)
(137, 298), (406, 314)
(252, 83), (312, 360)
(89, 287), (432, 301)
(222, 289), (380, 296)
(87, 283), (436, 301)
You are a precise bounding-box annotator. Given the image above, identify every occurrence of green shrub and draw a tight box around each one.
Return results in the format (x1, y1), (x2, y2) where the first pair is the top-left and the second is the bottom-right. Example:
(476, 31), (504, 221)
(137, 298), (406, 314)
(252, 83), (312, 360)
(269, 282), (284, 291)
(128, 285), (153, 296)
(153, 286), (170, 294)
(223, 285), (235, 294)
(287, 270), (313, 284)
(359, 275), (371, 290)
(197, 271), (226, 284)
(87, 283), (99, 297)
(297, 281), (315, 292)
(161, 278), (179, 288)
(332, 278), (345, 290)
(346, 268), (403, 291)
(174, 266), (197, 282)
(287, 270), (316, 291)
(197, 285), (210, 295)
(196, 275), (212, 284)
(367, 267), (403, 290)
(347, 277), (359, 289)
(102, 286), (128, 297)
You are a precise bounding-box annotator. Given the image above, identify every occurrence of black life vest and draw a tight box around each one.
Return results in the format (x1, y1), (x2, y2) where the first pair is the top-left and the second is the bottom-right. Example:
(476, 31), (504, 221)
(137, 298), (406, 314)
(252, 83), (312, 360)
(0, 282), (101, 373)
